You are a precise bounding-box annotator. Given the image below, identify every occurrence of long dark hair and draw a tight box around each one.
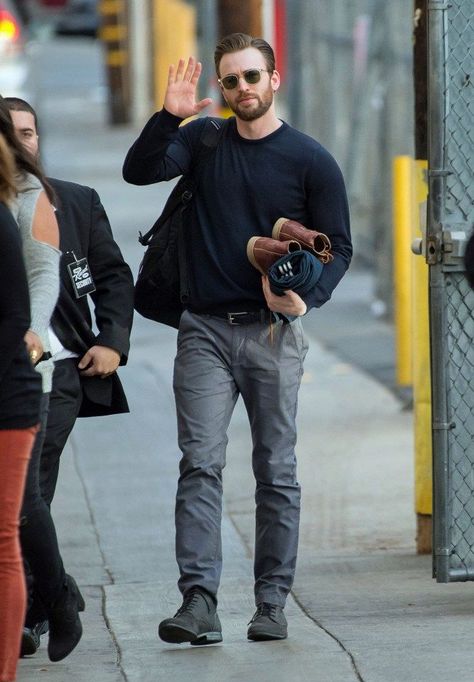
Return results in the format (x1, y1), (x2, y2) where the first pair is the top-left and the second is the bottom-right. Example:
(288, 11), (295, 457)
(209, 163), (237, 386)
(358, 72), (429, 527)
(0, 95), (55, 203)
(0, 133), (16, 203)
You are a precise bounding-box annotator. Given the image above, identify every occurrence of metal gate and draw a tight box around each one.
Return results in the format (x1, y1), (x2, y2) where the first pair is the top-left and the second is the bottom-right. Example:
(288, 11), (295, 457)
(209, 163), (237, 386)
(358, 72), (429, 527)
(428, 0), (474, 582)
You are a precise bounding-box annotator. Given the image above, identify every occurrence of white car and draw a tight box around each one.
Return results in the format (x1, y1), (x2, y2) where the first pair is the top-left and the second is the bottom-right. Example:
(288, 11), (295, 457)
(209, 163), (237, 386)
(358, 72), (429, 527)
(0, 0), (30, 98)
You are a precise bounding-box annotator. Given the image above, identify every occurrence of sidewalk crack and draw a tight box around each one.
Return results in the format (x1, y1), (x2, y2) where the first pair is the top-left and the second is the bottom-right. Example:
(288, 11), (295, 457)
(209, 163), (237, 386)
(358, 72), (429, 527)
(227, 509), (365, 681)
(290, 591), (365, 682)
(71, 438), (129, 682)
(101, 585), (129, 682)
(72, 437), (114, 584)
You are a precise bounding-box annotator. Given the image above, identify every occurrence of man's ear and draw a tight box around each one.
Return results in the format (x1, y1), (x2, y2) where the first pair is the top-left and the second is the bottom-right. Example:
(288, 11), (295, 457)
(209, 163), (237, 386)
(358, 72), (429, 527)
(271, 69), (281, 92)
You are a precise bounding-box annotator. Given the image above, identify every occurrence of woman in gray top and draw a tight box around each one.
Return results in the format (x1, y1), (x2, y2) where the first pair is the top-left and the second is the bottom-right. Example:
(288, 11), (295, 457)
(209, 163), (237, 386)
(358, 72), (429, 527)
(0, 96), (83, 663)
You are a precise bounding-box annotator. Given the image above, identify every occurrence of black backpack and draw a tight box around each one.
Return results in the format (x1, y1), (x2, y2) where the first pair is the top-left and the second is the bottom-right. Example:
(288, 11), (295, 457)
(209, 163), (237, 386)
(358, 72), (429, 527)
(134, 117), (225, 328)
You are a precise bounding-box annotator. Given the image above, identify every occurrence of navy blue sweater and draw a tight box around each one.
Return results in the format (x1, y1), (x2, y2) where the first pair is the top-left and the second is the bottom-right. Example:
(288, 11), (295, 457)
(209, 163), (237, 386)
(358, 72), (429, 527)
(123, 109), (352, 314)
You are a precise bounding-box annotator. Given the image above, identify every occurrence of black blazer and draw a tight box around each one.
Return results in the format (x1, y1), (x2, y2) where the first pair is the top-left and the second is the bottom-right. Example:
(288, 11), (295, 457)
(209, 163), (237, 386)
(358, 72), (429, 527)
(50, 178), (134, 417)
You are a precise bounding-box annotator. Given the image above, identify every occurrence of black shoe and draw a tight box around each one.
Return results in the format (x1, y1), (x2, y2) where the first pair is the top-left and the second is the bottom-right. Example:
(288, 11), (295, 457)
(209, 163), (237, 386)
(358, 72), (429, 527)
(47, 575), (83, 662)
(247, 603), (288, 641)
(158, 587), (222, 646)
(20, 620), (49, 657)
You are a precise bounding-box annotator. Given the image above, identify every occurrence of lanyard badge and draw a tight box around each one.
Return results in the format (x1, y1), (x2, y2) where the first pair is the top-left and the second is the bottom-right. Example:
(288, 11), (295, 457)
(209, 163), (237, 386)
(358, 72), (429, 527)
(66, 252), (96, 298)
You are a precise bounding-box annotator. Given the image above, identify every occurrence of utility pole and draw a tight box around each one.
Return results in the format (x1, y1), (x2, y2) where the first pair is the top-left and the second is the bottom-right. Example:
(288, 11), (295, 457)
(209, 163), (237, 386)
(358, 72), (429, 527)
(285, 0), (303, 129)
(99, 0), (131, 124)
(372, 0), (393, 318)
(414, 0), (428, 160)
(217, 0), (262, 38)
(216, 0), (262, 114)
(129, 0), (154, 125)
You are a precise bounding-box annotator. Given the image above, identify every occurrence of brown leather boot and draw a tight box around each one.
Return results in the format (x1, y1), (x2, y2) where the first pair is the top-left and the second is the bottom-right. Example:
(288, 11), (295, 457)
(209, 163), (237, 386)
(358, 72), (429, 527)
(272, 217), (333, 263)
(247, 236), (302, 275)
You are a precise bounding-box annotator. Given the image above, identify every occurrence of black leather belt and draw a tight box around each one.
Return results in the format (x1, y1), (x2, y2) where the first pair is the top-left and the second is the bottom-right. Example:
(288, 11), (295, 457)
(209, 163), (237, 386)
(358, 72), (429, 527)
(201, 310), (269, 325)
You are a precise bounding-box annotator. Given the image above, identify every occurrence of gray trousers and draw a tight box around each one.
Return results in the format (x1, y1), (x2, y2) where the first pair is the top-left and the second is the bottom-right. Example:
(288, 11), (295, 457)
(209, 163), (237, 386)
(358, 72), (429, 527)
(173, 311), (308, 607)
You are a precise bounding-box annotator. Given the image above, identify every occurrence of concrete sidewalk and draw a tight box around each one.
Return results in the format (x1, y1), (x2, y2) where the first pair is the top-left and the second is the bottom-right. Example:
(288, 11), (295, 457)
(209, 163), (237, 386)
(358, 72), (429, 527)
(16, 36), (474, 682)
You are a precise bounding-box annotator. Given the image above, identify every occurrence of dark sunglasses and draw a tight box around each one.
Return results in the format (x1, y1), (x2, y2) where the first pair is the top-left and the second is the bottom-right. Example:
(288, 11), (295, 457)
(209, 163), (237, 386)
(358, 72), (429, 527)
(218, 68), (269, 90)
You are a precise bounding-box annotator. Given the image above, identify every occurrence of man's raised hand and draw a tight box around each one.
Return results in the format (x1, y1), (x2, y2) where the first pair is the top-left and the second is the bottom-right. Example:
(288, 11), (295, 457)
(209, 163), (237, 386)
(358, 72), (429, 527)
(164, 57), (213, 119)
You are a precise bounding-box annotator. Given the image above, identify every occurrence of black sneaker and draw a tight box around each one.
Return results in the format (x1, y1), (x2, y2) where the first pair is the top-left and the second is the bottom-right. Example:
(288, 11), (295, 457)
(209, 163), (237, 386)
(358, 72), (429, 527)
(20, 620), (49, 657)
(247, 603), (288, 641)
(158, 587), (222, 646)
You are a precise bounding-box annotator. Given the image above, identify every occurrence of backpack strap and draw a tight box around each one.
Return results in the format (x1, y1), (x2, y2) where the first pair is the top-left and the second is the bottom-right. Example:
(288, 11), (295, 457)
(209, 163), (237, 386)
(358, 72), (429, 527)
(138, 117), (227, 246)
(187, 116), (227, 185)
(138, 179), (190, 245)
(178, 117), (227, 305)
(200, 116), (227, 148)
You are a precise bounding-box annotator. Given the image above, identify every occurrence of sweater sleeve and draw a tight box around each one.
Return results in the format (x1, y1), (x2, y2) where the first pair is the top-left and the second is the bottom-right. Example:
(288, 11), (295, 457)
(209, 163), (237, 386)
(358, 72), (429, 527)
(23, 238), (60, 337)
(123, 109), (196, 185)
(0, 203), (31, 384)
(299, 147), (352, 311)
(87, 188), (134, 362)
(15, 186), (61, 342)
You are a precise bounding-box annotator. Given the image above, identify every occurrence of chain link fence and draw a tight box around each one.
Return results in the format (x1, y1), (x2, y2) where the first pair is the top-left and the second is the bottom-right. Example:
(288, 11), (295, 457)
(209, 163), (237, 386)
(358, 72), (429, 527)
(429, 0), (474, 582)
(286, 0), (414, 314)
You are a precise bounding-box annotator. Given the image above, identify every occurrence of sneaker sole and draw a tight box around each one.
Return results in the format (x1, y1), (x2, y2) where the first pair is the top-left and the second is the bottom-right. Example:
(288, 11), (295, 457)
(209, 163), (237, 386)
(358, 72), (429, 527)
(190, 631), (223, 646)
(159, 624), (222, 646)
(272, 217), (289, 241)
(246, 236), (267, 275)
(248, 630), (287, 641)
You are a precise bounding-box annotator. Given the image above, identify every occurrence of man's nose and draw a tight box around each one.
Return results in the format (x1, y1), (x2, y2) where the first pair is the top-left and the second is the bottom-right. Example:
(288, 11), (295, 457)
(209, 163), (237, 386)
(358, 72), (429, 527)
(237, 76), (250, 90)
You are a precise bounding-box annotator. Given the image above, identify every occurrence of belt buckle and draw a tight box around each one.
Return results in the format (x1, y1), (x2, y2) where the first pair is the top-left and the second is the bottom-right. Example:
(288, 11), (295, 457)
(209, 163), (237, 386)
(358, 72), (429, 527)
(227, 312), (247, 325)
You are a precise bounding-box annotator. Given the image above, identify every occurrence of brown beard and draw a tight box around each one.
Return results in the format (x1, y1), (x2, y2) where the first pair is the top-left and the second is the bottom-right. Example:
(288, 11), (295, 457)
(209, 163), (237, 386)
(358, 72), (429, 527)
(227, 84), (274, 122)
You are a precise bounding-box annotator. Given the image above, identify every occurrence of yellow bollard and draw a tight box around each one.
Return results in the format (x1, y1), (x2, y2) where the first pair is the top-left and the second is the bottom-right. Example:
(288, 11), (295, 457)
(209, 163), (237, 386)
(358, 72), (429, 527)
(393, 156), (432, 552)
(393, 156), (415, 387)
(411, 159), (432, 552)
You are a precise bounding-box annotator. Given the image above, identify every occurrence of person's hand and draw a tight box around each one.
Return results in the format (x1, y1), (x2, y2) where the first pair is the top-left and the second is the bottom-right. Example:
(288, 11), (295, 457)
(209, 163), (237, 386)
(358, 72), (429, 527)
(164, 56), (213, 119)
(262, 276), (307, 316)
(24, 330), (44, 365)
(78, 345), (121, 378)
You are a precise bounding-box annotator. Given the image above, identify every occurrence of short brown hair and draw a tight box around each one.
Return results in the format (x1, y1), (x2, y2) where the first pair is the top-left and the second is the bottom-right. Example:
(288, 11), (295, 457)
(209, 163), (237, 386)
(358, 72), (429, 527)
(214, 33), (275, 76)
(4, 97), (38, 130)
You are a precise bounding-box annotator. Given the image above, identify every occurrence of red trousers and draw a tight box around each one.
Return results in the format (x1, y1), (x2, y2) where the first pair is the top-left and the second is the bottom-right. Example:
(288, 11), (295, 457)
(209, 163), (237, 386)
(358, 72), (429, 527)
(0, 427), (36, 682)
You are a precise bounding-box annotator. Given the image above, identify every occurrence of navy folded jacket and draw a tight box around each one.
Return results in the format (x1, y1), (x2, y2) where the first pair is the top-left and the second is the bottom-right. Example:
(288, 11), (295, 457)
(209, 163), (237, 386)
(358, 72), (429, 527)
(268, 250), (324, 297)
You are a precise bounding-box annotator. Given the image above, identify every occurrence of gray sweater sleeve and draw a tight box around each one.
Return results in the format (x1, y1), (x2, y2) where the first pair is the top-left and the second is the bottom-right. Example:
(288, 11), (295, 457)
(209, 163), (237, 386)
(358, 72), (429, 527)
(12, 176), (61, 391)
(22, 235), (61, 338)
